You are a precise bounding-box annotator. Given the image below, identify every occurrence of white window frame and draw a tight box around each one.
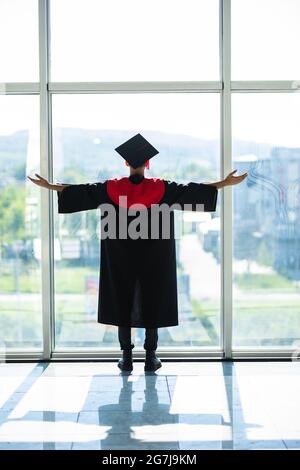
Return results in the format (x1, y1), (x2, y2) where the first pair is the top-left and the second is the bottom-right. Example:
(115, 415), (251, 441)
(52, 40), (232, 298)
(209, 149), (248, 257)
(1, 0), (299, 361)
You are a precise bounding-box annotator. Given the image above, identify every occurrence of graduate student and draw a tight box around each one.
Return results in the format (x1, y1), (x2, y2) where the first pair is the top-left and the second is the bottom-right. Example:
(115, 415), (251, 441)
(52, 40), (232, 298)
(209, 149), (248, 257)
(28, 133), (247, 372)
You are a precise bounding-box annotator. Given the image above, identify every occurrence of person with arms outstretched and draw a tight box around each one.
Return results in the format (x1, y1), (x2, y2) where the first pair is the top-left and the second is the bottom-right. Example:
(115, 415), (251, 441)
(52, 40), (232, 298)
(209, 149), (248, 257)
(28, 134), (247, 372)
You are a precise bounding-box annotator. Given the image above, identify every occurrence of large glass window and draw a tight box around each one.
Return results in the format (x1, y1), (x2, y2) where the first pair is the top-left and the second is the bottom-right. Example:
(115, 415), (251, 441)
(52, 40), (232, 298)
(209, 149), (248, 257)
(50, 0), (220, 81)
(0, 0), (39, 82)
(52, 93), (220, 349)
(2, 1), (299, 357)
(232, 93), (300, 347)
(232, 0), (300, 80)
(0, 95), (42, 350)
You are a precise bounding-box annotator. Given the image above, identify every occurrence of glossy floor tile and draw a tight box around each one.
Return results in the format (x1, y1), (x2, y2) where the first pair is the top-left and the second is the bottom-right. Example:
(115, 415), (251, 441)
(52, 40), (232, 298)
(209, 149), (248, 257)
(0, 361), (299, 449)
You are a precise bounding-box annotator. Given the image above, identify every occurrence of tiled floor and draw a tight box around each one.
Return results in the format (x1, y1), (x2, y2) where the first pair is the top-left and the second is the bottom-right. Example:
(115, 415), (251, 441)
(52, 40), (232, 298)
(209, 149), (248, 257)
(0, 361), (299, 450)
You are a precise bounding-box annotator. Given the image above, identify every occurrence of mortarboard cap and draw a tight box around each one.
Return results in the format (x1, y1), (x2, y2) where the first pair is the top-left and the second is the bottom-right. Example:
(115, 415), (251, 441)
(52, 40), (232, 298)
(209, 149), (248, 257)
(114, 133), (159, 169)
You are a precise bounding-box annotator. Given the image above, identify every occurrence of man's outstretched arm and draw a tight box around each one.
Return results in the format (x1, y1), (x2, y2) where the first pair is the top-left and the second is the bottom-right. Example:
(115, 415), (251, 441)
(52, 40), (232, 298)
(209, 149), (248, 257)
(27, 173), (71, 192)
(205, 169), (248, 189)
(28, 173), (107, 214)
(162, 169), (248, 212)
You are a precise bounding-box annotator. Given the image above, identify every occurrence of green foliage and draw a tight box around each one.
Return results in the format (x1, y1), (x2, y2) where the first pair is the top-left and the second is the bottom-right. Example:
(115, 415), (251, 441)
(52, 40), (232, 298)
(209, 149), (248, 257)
(54, 267), (98, 293)
(234, 272), (294, 290)
(0, 309), (42, 346)
(0, 184), (26, 243)
(0, 265), (40, 293)
(233, 302), (300, 346)
(160, 162), (214, 182)
(0, 266), (97, 293)
(191, 299), (206, 318)
(191, 299), (219, 344)
(57, 165), (89, 184)
(55, 165), (100, 237)
(180, 162), (213, 181)
(191, 299), (219, 322)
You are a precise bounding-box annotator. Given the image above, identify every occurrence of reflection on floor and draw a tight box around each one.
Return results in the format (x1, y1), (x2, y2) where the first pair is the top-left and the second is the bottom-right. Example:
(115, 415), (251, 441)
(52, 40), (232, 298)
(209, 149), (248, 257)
(0, 361), (299, 450)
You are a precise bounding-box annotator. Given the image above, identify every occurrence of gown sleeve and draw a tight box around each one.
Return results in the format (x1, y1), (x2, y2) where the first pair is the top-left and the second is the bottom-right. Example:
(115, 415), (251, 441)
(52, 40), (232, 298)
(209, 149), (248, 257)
(162, 180), (218, 212)
(56, 182), (106, 214)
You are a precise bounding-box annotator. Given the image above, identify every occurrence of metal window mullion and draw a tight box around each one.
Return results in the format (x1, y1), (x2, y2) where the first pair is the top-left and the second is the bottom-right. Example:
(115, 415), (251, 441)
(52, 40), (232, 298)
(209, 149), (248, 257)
(51, 349), (224, 360)
(48, 81), (300, 94)
(2, 349), (296, 362)
(220, 0), (233, 359)
(48, 81), (222, 93)
(0, 83), (40, 94)
(39, 0), (53, 360)
(231, 80), (300, 91)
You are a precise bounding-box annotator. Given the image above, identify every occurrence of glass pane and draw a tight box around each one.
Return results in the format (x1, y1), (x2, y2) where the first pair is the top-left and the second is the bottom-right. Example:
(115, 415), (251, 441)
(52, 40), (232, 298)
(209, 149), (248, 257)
(0, 95), (42, 350)
(232, 0), (300, 80)
(232, 93), (300, 347)
(50, 0), (219, 81)
(52, 93), (220, 350)
(0, 0), (39, 82)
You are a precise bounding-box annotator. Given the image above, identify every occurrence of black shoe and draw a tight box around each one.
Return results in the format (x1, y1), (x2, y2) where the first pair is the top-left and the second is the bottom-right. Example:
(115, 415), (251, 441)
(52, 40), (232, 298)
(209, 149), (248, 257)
(118, 350), (133, 372)
(144, 350), (162, 372)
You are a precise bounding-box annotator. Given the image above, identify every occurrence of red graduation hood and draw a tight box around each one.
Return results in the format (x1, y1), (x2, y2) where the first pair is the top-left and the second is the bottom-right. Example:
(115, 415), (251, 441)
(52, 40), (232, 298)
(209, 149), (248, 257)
(107, 177), (165, 209)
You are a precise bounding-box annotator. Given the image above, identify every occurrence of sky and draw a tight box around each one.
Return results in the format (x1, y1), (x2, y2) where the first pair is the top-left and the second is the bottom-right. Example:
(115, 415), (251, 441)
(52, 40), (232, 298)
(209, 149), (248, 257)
(0, 0), (300, 147)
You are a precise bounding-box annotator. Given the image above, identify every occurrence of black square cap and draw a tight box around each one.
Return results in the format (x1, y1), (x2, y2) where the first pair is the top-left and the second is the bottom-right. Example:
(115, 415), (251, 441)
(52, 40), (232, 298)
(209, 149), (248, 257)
(114, 133), (159, 169)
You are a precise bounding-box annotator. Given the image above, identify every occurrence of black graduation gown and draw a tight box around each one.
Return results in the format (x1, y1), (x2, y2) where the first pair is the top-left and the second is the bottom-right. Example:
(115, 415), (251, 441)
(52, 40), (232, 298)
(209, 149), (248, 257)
(57, 175), (218, 328)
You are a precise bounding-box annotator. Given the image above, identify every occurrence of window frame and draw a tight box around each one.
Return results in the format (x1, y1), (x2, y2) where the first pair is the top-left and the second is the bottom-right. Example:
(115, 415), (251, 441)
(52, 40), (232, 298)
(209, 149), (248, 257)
(2, 0), (299, 360)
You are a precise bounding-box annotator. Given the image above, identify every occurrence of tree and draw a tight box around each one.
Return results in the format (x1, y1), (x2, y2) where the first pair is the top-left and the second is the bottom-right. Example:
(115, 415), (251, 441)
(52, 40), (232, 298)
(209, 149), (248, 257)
(0, 184), (26, 244)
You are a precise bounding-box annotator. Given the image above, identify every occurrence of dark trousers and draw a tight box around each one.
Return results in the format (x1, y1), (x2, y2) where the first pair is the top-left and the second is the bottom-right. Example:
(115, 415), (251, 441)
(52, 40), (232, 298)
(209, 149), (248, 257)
(118, 327), (158, 351)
